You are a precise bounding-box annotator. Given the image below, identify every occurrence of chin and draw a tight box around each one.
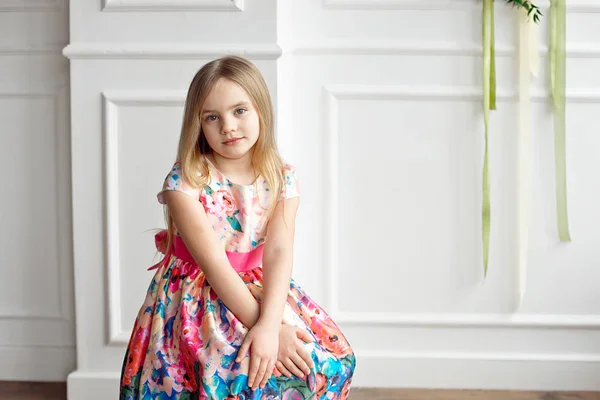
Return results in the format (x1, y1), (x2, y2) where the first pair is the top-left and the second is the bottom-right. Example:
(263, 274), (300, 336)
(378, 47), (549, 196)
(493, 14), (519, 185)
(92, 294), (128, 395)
(217, 146), (254, 159)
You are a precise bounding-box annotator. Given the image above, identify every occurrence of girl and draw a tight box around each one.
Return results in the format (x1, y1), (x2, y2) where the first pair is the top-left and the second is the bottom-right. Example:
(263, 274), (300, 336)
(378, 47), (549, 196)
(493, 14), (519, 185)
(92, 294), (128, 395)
(119, 55), (356, 399)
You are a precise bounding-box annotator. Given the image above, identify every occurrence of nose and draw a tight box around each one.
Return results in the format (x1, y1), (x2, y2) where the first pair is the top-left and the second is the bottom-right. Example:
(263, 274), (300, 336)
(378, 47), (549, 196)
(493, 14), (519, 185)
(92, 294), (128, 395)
(221, 115), (237, 135)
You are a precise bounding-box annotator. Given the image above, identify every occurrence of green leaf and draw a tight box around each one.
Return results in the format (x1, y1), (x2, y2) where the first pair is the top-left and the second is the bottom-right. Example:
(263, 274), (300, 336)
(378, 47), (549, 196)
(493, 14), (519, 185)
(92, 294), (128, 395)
(227, 216), (243, 232)
(504, 0), (542, 23)
(204, 185), (213, 196)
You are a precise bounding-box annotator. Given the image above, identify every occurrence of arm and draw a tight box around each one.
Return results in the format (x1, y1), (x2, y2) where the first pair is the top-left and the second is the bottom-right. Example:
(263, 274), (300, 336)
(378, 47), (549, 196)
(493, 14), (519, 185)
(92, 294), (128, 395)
(259, 196), (300, 327)
(259, 197), (316, 381)
(163, 190), (261, 328)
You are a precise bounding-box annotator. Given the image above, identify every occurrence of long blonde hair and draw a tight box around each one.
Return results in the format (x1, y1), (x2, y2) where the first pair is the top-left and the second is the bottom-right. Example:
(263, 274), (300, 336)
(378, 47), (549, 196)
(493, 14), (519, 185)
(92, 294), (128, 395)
(163, 56), (285, 250)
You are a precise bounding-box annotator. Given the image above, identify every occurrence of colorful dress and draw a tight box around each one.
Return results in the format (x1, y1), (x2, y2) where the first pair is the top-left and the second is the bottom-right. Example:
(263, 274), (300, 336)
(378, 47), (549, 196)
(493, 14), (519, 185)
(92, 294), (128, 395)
(119, 160), (356, 399)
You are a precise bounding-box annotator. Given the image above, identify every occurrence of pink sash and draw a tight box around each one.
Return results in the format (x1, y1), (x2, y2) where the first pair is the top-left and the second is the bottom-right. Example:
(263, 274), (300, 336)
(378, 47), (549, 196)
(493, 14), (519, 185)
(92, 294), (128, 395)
(148, 229), (264, 273)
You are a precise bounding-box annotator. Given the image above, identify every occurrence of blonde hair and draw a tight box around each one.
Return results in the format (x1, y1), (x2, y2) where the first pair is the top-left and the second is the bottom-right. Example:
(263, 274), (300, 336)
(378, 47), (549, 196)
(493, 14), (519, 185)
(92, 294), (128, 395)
(163, 55), (285, 250)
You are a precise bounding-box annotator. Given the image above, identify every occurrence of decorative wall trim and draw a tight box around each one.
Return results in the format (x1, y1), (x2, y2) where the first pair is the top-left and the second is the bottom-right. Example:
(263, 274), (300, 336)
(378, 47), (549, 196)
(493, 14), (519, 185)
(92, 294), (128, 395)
(0, 46), (65, 56)
(62, 43), (282, 60)
(323, 0), (600, 13)
(102, 91), (185, 346)
(0, 90), (67, 322)
(53, 85), (73, 322)
(0, 0), (62, 12)
(67, 357), (600, 392)
(292, 42), (600, 58)
(323, 0), (483, 11)
(356, 349), (600, 362)
(102, 0), (243, 12)
(60, 42), (600, 60)
(325, 84), (600, 103)
(337, 312), (600, 328)
(353, 354), (600, 390)
(0, 346), (75, 381)
(323, 84), (600, 329)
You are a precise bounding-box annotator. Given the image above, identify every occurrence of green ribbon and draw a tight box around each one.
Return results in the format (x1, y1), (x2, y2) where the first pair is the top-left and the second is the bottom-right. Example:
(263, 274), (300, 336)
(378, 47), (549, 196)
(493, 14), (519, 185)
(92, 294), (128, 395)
(550, 0), (571, 242)
(482, 0), (495, 277)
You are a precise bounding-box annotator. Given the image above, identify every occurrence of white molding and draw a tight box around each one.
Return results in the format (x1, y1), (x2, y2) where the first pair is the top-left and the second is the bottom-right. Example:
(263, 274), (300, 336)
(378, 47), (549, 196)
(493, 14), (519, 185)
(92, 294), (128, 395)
(0, 91), (57, 99)
(67, 358), (600, 392)
(323, 84), (600, 328)
(352, 356), (600, 390)
(292, 42), (600, 58)
(0, 0), (62, 12)
(68, 371), (120, 398)
(323, 88), (340, 314)
(0, 90), (67, 322)
(102, 91), (185, 346)
(0, 45), (65, 56)
(62, 43), (282, 60)
(55, 85), (74, 322)
(102, 90), (186, 106)
(59, 42), (600, 60)
(356, 349), (600, 362)
(0, 346), (75, 381)
(323, 0), (600, 13)
(337, 312), (600, 328)
(102, 0), (243, 12)
(324, 84), (600, 102)
(323, 0), (479, 11)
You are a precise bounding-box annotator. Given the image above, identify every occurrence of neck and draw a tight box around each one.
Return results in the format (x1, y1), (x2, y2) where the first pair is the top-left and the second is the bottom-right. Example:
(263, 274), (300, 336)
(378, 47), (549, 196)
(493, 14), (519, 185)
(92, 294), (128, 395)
(210, 151), (254, 176)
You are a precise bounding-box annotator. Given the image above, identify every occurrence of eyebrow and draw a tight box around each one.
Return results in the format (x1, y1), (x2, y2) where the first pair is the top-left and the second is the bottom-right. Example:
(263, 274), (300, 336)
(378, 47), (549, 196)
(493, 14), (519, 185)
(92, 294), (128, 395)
(202, 101), (250, 115)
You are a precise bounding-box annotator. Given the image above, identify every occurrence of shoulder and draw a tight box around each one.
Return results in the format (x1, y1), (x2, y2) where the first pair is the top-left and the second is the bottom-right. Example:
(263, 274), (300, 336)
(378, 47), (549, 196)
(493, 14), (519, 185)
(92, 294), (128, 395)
(157, 161), (202, 204)
(279, 163), (300, 200)
(164, 161), (187, 189)
(282, 163), (297, 175)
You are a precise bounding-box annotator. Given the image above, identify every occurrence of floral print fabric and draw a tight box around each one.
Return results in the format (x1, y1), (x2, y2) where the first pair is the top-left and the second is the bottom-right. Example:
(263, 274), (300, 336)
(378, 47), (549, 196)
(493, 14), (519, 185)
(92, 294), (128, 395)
(119, 161), (356, 399)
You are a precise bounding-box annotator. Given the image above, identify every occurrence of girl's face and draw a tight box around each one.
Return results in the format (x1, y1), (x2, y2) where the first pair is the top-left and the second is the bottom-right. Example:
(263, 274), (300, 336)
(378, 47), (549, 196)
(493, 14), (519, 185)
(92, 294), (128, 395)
(200, 78), (260, 160)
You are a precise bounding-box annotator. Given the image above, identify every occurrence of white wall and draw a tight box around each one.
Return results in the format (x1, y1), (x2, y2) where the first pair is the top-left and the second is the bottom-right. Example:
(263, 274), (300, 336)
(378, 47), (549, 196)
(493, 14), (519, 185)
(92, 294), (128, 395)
(0, 0), (75, 381)
(62, 0), (600, 397)
(64, 0), (280, 398)
(285, 0), (600, 391)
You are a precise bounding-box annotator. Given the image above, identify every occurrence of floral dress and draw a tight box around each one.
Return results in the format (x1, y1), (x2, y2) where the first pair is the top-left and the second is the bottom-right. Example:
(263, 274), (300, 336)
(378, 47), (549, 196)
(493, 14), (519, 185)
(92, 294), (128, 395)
(119, 160), (356, 399)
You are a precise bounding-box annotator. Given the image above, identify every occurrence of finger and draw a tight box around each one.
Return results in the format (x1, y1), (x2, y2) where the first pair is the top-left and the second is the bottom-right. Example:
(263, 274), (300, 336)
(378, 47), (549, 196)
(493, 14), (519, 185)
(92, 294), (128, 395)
(253, 359), (269, 390)
(259, 359), (276, 389)
(298, 346), (315, 369)
(236, 338), (252, 363)
(283, 358), (305, 380)
(276, 361), (292, 378)
(248, 353), (261, 388)
(291, 352), (311, 376)
(296, 328), (313, 344)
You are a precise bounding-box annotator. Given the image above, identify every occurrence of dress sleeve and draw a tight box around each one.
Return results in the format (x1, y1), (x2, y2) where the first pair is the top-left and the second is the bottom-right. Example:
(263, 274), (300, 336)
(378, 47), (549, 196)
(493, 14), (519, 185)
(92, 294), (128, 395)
(157, 161), (201, 204)
(278, 164), (300, 201)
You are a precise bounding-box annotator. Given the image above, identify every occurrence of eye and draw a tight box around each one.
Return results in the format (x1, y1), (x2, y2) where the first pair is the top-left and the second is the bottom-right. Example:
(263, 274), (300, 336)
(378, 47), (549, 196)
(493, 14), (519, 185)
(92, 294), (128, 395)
(206, 115), (218, 122)
(235, 108), (247, 115)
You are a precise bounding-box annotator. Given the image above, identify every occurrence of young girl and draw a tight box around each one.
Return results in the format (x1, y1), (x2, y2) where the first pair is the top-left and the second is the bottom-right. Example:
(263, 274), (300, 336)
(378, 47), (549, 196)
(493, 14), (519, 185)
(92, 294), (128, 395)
(119, 55), (356, 399)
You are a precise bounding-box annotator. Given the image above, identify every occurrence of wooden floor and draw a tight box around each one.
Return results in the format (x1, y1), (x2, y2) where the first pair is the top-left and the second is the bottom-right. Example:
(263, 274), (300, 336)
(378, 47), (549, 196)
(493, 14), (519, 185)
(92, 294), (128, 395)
(1, 382), (599, 400)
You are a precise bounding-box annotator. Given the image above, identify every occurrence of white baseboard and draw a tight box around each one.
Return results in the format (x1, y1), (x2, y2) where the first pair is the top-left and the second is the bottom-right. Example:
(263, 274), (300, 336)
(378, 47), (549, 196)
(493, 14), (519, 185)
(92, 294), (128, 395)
(68, 371), (120, 399)
(66, 357), (600, 399)
(353, 356), (600, 391)
(0, 347), (75, 381)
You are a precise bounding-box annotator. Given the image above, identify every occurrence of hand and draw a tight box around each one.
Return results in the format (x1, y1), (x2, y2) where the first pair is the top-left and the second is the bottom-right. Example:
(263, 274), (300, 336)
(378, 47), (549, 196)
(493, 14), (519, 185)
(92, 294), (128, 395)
(276, 325), (314, 380)
(235, 321), (279, 390)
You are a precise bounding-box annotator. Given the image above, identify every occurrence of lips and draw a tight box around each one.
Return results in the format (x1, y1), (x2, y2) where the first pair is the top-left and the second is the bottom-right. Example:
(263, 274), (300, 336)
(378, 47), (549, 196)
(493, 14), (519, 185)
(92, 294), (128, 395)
(223, 137), (242, 145)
